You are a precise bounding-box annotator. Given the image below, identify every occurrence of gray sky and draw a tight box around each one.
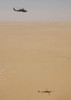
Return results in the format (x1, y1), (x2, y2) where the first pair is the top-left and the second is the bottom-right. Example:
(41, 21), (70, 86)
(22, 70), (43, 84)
(0, 0), (71, 22)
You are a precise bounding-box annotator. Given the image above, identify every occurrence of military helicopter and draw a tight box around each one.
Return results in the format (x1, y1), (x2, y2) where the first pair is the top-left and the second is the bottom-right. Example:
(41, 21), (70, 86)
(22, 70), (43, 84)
(38, 89), (54, 95)
(13, 8), (27, 13)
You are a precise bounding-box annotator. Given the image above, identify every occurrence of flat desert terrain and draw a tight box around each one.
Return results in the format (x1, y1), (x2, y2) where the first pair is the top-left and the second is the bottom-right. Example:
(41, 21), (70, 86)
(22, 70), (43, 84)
(0, 22), (71, 100)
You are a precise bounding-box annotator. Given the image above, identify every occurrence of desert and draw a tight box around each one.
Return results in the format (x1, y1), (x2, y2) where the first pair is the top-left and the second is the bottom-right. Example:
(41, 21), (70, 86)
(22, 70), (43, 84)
(0, 22), (71, 100)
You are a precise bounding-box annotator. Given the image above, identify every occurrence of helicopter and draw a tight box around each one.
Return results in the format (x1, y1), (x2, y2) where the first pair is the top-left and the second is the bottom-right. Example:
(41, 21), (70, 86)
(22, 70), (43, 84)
(13, 8), (27, 13)
(38, 89), (54, 95)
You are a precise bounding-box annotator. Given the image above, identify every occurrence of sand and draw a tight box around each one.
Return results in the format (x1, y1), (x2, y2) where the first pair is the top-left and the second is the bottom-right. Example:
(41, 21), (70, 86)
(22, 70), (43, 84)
(0, 22), (71, 100)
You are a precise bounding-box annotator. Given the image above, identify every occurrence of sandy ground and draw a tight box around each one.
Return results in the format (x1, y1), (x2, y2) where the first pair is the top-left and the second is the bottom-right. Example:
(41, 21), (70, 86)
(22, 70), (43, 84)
(0, 22), (71, 100)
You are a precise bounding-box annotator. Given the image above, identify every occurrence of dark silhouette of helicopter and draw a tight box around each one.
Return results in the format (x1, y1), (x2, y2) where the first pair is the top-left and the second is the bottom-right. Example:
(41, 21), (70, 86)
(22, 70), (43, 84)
(13, 8), (27, 12)
(38, 89), (54, 95)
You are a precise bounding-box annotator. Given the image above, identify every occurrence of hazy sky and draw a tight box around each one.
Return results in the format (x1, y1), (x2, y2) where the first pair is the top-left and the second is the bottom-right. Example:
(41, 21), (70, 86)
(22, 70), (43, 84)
(0, 0), (71, 22)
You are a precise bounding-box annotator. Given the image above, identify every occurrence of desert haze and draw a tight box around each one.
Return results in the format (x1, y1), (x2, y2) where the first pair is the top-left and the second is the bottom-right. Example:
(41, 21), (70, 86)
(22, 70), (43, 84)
(0, 22), (71, 100)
